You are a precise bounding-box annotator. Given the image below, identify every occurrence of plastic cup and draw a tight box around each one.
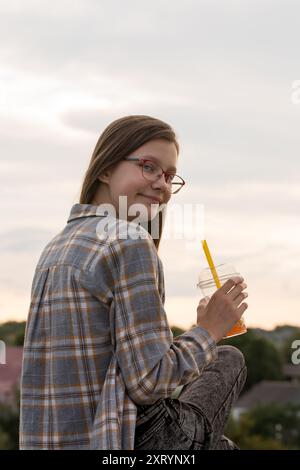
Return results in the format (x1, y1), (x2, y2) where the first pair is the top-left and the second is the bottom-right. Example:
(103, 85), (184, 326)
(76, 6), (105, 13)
(197, 263), (247, 338)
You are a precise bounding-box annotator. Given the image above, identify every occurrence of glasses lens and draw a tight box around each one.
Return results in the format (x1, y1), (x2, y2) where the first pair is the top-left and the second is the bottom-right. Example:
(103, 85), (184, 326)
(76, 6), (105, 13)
(142, 161), (184, 194)
(171, 176), (184, 194)
(142, 161), (162, 181)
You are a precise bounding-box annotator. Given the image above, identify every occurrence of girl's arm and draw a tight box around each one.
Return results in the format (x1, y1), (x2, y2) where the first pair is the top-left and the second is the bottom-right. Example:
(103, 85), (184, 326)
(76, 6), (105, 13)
(80, 227), (217, 406)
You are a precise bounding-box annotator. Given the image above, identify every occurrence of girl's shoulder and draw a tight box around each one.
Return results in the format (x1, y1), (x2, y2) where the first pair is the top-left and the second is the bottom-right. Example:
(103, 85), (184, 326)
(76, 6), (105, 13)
(96, 216), (154, 247)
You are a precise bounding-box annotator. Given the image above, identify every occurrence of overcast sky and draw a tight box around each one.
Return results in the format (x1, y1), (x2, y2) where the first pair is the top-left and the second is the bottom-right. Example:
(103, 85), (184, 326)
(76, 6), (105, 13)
(1, 0), (300, 331)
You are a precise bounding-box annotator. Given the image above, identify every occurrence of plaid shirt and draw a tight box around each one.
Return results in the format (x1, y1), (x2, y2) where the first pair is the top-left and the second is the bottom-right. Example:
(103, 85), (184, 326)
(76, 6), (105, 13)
(20, 203), (218, 450)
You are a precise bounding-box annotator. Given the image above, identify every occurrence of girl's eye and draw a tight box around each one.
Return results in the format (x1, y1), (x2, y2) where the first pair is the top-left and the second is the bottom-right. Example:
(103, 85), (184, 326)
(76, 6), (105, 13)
(143, 163), (155, 172)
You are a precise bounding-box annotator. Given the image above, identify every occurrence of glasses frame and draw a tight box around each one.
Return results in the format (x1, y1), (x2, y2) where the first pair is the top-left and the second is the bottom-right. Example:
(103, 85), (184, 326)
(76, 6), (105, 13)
(124, 156), (186, 194)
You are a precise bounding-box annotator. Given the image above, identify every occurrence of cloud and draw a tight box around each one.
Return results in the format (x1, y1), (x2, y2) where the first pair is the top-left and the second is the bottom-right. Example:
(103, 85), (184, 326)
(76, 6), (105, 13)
(0, 227), (53, 253)
(1, 0), (299, 76)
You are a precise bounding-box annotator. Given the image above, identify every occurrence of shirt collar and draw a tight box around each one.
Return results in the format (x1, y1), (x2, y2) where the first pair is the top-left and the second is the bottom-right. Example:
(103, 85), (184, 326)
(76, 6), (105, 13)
(67, 203), (157, 247)
(67, 203), (107, 223)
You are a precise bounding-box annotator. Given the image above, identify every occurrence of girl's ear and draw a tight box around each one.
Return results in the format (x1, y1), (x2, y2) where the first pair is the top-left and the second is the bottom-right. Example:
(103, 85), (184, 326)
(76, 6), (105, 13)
(97, 163), (118, 184)
(97, 169), (113, 184)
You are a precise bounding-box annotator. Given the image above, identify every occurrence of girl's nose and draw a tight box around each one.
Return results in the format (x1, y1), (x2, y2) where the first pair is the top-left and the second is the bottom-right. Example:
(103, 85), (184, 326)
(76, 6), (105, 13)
(151, 174), (169, 192)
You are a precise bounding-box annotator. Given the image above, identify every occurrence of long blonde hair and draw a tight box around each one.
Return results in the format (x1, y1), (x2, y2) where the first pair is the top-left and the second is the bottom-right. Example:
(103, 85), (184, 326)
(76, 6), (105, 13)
(79, 115), (179, 250)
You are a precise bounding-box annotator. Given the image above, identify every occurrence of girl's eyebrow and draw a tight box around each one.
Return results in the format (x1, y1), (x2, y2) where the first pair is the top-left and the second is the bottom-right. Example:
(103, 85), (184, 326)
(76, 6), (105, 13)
(142, 155), (177, 173)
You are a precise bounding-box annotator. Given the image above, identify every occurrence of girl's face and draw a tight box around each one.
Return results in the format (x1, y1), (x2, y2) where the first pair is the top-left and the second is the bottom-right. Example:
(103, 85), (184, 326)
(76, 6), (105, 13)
(94, 138), (179, 221)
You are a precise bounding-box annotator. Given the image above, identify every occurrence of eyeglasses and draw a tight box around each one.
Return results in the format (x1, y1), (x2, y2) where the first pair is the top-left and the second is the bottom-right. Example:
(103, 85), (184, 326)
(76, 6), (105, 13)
(124, 157), (186, 194)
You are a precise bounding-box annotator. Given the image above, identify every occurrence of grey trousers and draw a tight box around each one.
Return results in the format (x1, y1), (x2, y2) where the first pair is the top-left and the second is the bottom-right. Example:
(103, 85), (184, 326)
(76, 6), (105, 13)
(134, 345), (247, 450)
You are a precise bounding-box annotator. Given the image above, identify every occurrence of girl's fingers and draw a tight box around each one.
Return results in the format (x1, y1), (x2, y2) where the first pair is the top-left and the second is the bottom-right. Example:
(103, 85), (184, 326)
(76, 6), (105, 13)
(232, 291), (248, 308)
(219, 277), (244, 295)
(237, 302), (248, 316)
(228, 282), (248, 300)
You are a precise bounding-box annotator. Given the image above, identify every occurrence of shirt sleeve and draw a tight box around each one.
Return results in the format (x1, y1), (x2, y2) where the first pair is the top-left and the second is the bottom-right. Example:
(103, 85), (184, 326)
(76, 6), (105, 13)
(83, 224), (218, 406)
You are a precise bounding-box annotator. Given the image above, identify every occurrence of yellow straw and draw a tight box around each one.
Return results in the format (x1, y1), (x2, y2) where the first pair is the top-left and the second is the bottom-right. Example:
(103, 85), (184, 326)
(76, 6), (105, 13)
(201, 240), (221, 289)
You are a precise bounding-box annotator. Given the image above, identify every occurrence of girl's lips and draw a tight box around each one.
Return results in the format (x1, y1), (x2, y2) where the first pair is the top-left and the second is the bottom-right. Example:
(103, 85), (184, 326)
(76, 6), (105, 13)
(138, 194), (161, 204)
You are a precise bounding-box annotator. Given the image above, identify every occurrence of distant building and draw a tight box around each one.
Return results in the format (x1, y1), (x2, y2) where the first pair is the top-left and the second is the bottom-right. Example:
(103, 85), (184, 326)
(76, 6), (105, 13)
(233, 379), (300, 420)
(0, 346), (23, 404)
(283, 364), (300, 383)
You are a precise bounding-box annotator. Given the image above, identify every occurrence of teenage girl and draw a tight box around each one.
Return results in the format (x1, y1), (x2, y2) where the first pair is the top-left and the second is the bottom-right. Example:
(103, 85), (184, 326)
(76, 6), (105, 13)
(20, 115), (248, 450)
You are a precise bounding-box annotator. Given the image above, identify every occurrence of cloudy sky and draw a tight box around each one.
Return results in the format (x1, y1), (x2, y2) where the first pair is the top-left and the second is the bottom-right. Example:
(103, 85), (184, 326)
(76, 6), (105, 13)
(1, 0), (299, 331)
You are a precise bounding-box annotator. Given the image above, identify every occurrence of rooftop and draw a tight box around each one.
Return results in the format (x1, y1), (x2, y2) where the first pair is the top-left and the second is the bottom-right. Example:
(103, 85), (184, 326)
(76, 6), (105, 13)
(283, 364), (300, 379)
(236, 380), (300, 409)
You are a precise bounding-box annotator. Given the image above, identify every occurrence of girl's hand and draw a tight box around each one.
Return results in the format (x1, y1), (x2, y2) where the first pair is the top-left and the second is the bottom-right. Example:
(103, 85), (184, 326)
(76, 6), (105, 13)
(196, 276), (248, 343)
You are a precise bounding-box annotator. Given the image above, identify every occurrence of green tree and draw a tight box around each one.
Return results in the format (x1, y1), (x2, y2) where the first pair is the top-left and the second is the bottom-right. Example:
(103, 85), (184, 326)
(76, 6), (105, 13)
(13, 329), (25, 346)
(220, 329), (283, 391)
(225, 403), (300, 449)
(0, 321), (26, 346)
(171, 325), (185, 338)
(0, 388), (20, 450)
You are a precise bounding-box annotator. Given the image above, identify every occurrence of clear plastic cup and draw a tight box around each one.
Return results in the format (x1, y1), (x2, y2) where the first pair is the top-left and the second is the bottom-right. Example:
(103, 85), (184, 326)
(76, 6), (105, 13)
(197, 263), (247, 338)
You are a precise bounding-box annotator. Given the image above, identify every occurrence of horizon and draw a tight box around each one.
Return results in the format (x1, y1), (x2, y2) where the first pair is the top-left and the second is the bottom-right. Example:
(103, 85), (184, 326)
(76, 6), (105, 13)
(0, 317), (300, 334)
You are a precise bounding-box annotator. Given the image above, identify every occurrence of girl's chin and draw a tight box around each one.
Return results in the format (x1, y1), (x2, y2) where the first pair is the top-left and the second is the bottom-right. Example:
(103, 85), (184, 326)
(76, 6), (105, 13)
(136, 194), (160, 203)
